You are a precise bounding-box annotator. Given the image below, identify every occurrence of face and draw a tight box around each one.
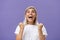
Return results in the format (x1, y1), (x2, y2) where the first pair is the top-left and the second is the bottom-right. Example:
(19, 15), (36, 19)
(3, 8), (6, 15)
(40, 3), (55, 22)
(25, 9), (37, 24)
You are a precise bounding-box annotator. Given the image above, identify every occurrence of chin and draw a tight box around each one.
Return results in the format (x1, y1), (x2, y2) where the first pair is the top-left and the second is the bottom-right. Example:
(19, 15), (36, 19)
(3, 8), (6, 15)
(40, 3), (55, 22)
(28, 20), (33, 22)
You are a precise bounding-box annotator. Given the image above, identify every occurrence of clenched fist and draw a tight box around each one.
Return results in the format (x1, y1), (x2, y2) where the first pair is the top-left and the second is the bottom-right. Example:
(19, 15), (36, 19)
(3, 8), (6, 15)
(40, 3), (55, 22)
(38, 23), (43, 30)
(19, 22), (24, 31)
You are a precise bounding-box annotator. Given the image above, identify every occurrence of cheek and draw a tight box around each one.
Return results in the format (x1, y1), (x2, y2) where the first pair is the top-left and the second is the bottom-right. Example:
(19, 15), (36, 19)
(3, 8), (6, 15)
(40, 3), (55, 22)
(25, 13), (29, 16)
(25, 14), (29, 18)
(33, 13), (37, 17)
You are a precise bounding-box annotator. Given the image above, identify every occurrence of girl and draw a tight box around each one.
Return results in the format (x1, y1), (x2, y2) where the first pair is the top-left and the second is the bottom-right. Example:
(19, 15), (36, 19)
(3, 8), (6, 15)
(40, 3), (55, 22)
(14, 6), (48, 40)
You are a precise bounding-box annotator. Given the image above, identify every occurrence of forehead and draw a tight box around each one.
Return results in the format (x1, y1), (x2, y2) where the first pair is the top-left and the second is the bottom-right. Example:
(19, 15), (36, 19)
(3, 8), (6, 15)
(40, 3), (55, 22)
(27, 8), (35, 11)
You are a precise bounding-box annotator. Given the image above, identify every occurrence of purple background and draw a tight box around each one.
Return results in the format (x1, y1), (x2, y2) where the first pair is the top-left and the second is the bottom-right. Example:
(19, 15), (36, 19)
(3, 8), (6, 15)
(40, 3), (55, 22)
(0, 0), (60, 40)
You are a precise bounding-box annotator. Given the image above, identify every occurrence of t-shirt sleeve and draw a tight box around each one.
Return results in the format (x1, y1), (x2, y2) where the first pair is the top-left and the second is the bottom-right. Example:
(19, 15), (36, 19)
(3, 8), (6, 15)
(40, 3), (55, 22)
(14, 25), (20, 35)
(42, 25), (48, 37)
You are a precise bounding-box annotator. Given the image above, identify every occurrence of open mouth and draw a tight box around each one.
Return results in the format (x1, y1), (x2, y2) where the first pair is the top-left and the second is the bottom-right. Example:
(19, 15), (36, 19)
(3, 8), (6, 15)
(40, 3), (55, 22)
(28, 16), (33, 19)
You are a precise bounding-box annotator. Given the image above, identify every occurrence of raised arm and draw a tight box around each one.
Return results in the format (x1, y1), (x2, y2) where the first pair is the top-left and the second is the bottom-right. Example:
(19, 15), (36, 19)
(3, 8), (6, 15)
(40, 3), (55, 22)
(16, 22), (24, 40)
(38, 23), (46, 40)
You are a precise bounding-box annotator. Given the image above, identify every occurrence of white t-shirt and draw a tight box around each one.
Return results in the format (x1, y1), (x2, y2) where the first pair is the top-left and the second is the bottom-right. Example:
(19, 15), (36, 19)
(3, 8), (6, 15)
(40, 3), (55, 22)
(14, 24), (48, 40)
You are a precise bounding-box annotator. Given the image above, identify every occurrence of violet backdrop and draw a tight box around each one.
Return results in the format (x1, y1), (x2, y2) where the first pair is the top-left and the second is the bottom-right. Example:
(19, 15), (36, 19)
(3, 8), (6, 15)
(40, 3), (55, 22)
(0, 0), (60, 40)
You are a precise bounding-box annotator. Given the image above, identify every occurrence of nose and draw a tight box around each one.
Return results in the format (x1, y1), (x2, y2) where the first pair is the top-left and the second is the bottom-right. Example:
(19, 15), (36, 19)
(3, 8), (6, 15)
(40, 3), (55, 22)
(29, 12), (32, 15)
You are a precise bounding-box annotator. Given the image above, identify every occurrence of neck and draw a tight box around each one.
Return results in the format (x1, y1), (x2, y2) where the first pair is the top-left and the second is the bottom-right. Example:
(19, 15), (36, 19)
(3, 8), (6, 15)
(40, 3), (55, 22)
(27, 22), (35, 25)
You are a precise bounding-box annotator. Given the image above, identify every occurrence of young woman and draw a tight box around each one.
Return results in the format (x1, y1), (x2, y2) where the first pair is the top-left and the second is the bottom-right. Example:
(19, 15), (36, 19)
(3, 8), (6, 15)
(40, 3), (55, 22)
(14, 6), (48, 40)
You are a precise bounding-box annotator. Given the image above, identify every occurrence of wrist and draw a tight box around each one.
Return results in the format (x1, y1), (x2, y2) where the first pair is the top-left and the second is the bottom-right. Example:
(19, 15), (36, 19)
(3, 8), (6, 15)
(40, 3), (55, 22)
(38, 29), (43, 34)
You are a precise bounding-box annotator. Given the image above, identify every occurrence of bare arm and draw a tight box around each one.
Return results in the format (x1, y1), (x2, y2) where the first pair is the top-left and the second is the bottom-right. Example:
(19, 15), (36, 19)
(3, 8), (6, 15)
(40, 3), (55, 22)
(38, 23), (46, 40)
(16, 23), (24, 40)
(38, 29), (46, 40)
